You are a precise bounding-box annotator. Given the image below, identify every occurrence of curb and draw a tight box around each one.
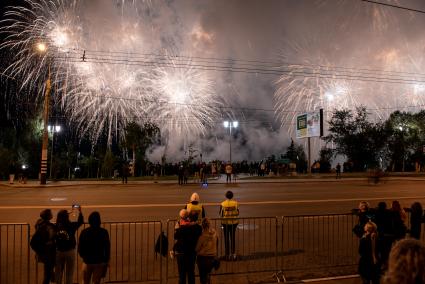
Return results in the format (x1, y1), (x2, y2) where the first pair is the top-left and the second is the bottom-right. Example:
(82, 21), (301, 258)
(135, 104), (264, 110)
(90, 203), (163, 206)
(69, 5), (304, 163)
(301, 274), (359, 282)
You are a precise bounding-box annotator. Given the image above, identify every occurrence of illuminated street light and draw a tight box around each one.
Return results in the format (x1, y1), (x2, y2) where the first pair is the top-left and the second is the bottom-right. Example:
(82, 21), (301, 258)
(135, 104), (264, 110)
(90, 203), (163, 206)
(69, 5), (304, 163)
(223, 120), (238, 163)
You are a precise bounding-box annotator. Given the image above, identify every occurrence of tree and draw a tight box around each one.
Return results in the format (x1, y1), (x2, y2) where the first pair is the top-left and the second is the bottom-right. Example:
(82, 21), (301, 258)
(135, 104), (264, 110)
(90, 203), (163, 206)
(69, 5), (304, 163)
(318, 147), (333, 173)
(123, 122), (160, 176)
(283, 139), (308, 173)
(385, 111), (424, 171)
(324, 107), (388, 171)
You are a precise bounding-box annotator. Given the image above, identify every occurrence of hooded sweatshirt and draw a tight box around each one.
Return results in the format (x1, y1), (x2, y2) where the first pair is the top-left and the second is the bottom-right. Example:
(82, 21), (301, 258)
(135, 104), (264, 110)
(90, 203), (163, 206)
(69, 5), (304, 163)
(196, 228), (218, 256)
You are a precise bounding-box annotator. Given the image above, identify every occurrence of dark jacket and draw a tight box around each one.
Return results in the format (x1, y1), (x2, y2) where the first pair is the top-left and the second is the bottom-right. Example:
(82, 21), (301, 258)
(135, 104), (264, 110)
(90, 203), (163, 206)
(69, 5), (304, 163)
(358, 234), (380, 280)
(173, 223), (202, 254)
(56, 213), (84, 252)
(78, 226), (110, 264)
(34, 220), (57, 263)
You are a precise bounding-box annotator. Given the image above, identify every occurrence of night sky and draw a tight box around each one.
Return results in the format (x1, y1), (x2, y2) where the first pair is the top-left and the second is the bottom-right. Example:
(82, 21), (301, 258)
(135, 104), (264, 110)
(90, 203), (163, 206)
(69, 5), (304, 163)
(1, 0), (425, 161)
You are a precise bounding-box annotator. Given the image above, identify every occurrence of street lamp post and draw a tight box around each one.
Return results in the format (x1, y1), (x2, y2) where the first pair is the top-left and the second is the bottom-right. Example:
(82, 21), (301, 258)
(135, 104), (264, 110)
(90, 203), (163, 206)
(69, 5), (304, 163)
(48, 125), (61, 179)
(223, 121), (238, 163)
(38, 42), (51, 185)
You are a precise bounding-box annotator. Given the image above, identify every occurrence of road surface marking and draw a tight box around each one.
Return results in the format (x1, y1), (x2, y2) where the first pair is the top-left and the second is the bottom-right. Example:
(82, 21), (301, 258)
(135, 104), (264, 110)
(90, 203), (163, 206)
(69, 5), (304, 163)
(1, 195), (425, 209)
(50, 197), (67, 201)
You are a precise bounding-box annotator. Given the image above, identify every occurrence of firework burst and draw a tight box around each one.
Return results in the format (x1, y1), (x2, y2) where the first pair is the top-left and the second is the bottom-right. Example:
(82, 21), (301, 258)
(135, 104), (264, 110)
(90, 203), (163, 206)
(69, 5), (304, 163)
(143, 55), (222, 139)
(1, 0), (221, 147)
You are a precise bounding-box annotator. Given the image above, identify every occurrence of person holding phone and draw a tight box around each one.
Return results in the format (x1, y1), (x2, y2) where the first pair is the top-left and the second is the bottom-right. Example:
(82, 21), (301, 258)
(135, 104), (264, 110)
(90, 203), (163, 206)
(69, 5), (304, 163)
(55, 205), (84, 284)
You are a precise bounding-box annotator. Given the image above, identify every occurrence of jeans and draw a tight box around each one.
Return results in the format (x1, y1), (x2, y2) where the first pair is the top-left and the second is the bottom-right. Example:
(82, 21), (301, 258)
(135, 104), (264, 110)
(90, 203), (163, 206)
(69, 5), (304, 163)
(197, 255), (214, 284)
(226, 174), (231, 183)
(42, 260), (55, 284)
(82, 263), (107, 284)
(55, 249), (76, 284)
(176, 252), (196, 284)
(223, 224), (238, 256)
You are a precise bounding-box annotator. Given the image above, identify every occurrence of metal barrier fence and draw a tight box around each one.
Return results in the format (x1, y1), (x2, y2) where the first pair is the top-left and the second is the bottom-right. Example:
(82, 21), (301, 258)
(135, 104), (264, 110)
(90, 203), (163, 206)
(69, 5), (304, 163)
(165, 217), (279, 283)
(32, 221), (163, 284)
(3, 214), (423, 283)
(279, 214), (358, 275)
(0, 223), (31, 284)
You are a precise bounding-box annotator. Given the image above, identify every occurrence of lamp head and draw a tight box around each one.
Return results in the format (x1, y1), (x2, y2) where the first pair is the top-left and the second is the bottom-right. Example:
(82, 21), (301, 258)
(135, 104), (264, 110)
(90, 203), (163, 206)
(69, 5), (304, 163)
(223, 121), (229, 128)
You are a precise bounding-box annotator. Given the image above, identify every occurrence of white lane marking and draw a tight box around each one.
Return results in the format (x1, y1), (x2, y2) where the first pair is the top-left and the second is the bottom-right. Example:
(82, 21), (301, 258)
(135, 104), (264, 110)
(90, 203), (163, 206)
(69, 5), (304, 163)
(50, 197), (67, 201)
(0, 195), (424, 209)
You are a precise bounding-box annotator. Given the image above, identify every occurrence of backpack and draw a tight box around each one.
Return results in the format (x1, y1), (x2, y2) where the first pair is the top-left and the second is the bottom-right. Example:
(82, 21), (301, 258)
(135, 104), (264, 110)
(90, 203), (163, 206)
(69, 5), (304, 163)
(30, 225), (48, 255)
(154, 231), (168, 257)
(56, 229), (71, 251)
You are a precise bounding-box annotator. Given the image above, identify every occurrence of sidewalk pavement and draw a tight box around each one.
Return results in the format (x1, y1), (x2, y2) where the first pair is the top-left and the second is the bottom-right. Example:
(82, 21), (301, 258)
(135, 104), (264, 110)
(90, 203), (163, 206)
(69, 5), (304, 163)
(2, 173), (425, 188)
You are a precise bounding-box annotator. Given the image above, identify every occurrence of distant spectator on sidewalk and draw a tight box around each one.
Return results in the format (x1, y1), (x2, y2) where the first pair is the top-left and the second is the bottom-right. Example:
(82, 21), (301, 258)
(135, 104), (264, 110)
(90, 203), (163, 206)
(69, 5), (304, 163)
(358, 221), (380, 284)
(78, 212), (110, 284)
(220, 190), (239, 260)
(225, 163), (232, 184)
(8, 161), (16, 184)
(122, 162), (129, 184)
(178, 164), (184, 185)
(55, 207), (84, 284)
(183, 166), (189, 184)
(336, 163), (341, 179)
(383, 239), (425, 284)
(32, 209), (57, 284)
(406, 202), (424, 240)
(196, 218), (218, 284)
(185, 193), (206, 223)
(174, 211), (202, 284)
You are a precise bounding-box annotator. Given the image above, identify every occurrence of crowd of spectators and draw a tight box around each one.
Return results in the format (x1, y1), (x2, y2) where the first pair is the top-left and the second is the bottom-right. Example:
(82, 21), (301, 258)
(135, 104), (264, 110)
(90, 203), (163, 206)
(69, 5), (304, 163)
(353, 200), (425, 284)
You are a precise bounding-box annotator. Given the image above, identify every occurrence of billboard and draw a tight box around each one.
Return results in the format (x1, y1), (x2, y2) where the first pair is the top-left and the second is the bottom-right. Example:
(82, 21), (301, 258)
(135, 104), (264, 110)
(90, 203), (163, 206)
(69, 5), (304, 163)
(296, 109), (323, 138)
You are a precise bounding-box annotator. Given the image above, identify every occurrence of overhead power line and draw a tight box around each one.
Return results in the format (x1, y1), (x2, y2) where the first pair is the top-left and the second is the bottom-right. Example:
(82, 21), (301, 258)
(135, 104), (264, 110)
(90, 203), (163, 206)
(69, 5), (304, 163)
(361, 0), (425, 15)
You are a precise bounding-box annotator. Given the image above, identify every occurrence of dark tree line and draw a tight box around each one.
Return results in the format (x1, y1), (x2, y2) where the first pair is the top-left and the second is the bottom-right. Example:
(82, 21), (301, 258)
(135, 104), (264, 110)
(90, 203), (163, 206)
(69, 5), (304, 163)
(323, 107), (425, 172)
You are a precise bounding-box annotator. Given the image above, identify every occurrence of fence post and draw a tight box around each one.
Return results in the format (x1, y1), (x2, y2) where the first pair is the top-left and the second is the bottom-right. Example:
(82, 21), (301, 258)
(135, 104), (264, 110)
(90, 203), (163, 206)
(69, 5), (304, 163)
(26, 224), (30, 284)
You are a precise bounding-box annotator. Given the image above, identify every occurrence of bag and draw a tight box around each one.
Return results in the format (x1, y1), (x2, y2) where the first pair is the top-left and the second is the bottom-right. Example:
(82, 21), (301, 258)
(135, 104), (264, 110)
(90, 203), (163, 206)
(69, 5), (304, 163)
(55, 229), (71, 251)
(30, 224), (49, 255)
(30, 229), (45, 255)
(352, 224), (364, 238)
(154, 232), (168, 257)
(212, 257), (220, 270)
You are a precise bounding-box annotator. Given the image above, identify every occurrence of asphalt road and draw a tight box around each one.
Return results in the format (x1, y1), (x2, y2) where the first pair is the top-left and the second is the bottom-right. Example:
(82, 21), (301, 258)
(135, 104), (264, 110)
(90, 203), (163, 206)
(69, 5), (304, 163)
(0, 179), (425, 224)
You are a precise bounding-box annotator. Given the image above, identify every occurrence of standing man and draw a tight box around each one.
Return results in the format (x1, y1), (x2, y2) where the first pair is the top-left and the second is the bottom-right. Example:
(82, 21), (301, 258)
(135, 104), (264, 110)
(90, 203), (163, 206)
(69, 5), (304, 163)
(173, 211), (202, 284)
(78, 212), (110, 284)
(225, 162), (232, 184)
(185, 193), (206, 223)
(32, 209), (57, 284)
(178, 164), (184, 185)
(336, 163), (341, 179)
(122, 162), (129, 184)
(220, 191), (239, 260)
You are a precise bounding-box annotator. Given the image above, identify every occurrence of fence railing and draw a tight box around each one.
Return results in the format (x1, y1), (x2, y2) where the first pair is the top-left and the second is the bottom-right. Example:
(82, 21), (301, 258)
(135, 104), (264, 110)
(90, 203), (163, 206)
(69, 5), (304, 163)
(165, 217), (279, 283)
(3, 213), (420, 283)
(0, 223), (31, 284)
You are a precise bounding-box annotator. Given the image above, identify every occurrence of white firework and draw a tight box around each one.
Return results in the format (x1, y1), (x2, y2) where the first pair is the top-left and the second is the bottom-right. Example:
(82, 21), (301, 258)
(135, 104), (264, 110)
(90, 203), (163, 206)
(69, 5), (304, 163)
(143, 56), (221, 139)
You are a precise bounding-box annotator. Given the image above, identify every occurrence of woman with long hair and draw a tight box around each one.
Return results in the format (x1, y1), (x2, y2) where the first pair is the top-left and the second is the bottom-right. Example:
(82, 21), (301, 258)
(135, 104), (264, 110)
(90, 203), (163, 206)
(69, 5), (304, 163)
(196, 218), (218, 284)
(55, 207), (84, 284)
(390, 200), (407, 240)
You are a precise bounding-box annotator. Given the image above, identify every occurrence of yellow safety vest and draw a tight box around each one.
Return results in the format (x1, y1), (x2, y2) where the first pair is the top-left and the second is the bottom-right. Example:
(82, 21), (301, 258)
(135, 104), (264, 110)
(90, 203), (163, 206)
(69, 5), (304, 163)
(221, 199), (239, 225)
(186, 203), (203, 222)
